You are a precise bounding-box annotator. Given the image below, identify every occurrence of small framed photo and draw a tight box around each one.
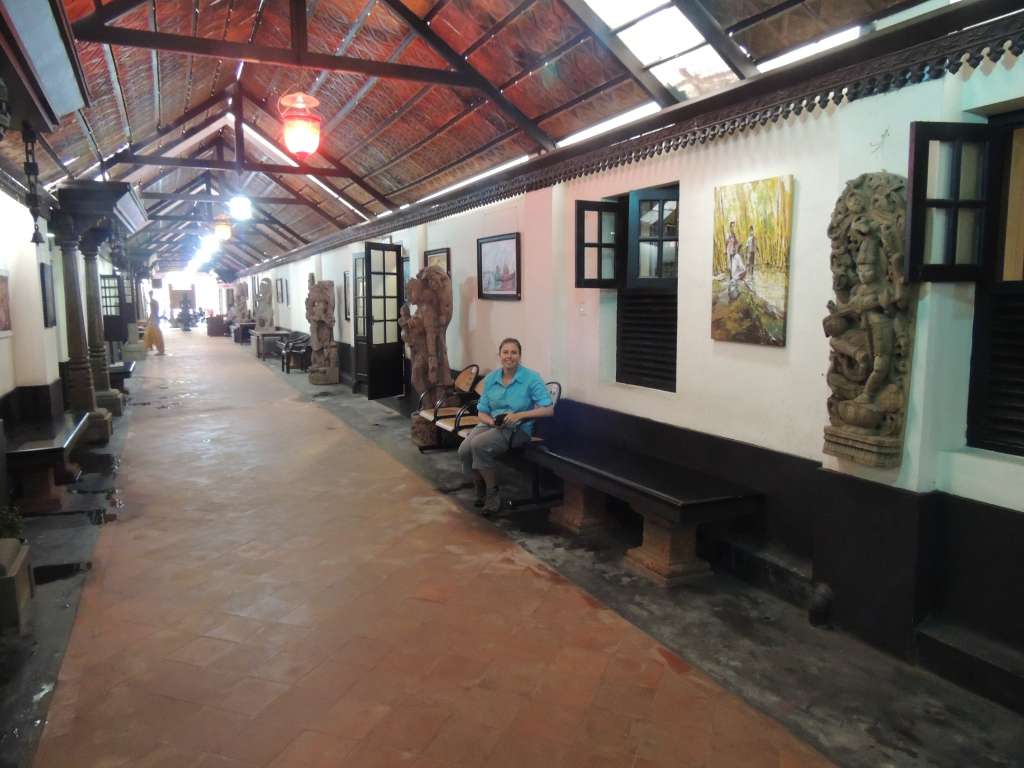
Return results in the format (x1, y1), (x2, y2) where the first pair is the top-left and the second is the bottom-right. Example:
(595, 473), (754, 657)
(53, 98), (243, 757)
(477, 233), (520, 300)
(424, 247), (451, 275)
(275, 278), (283, 303)
(285, 278), (290, 306)
(343, 271), (351, 320)
(40, 263), (57, 327)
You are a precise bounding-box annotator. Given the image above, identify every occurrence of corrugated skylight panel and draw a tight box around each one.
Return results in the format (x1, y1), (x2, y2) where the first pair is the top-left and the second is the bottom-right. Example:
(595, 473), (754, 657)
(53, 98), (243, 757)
(617, 8), (705, 66)
(581, 0), (671, 30)
(651, 45), (738, 99)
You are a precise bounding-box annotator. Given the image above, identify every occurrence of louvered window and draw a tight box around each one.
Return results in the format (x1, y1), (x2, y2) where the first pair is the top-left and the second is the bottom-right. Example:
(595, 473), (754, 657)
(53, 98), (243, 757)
(617, 291), (677, 391)
(965, 115), (1024, 456)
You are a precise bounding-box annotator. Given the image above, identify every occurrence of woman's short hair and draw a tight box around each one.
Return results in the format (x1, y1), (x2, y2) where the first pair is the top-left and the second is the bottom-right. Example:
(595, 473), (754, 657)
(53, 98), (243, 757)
(498, 337), (522, 353)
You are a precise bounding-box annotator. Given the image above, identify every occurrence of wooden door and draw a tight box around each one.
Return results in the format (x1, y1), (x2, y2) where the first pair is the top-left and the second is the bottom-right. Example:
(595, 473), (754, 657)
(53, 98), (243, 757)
(352, 254), (369, 392)
(364, 241), (405, 400)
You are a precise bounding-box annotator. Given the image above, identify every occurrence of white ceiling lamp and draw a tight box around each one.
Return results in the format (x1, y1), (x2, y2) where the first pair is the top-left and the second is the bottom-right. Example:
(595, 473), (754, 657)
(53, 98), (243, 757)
(228, 195), (252, 221)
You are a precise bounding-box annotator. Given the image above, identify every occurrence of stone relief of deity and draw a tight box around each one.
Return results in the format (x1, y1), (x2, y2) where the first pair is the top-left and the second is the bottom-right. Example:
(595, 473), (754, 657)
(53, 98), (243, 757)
(822, 171), (916, 468)
(306, 273), (339, 385)
(255, 278), (274, 329)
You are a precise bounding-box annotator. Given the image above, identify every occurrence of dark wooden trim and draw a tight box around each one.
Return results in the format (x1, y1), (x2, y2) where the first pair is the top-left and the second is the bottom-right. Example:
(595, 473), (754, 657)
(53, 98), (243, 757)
(238, 4), (1024, 275)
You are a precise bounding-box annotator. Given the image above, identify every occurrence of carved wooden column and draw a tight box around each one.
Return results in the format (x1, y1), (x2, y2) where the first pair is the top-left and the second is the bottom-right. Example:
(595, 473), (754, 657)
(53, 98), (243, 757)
(80, 225), (124, 416)
(53, 213), (112, 444)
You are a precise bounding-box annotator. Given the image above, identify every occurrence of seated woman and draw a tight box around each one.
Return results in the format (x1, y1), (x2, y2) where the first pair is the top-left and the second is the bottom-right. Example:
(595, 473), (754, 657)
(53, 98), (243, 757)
(458, 337), (554, 514)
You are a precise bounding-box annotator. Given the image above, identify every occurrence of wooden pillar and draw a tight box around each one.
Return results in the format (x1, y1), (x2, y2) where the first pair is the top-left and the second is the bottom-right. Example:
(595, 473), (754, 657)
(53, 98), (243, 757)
(80, 226), (123, 416)
(53, 213), (112, 444)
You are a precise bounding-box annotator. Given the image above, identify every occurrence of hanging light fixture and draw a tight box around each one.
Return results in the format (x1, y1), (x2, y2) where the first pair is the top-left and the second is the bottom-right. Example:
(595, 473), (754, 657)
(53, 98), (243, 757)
(228, 195), (252, 221)
(278, 92), (321, 159)
(214, 220), (232, 241)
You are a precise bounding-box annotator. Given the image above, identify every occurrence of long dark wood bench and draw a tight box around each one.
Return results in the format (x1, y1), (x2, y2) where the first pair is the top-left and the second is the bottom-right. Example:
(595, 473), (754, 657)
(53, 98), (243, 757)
(520, 407), (760, 586)
(5, 413), (89, 514)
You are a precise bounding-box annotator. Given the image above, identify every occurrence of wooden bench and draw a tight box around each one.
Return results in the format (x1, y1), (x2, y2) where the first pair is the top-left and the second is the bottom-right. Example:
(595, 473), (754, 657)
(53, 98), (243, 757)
(525, 439), (758, 585)
(108, 360), (135, 394)
(5, 413), (89, 514)
(253, 328), (291, 360)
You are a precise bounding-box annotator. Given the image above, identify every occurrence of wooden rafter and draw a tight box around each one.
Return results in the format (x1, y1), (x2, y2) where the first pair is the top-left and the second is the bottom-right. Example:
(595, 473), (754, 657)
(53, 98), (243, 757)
(378, 0), (557, 152)
(71, 21), (473, 88)
(561, 0), (678, 106)
(670, 1), (758, 78)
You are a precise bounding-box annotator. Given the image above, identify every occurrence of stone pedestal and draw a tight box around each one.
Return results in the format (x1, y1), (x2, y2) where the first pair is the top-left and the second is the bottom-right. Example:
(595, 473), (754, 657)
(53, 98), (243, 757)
(550, 481), (611, 535)
(86, 408), (113, 444)
(122, 342), (147, 362)
(96, 389), (125, 417)
(625, 517), (710, 587)
(0, 539), (34, 636)
(309, 367), (340, 385)
(411, 416), (439, 448)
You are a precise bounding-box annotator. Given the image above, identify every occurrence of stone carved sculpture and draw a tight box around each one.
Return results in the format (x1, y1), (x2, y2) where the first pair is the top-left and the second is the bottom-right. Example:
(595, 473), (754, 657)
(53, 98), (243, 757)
(305, 273), (339, 385)
(255, 278), (274, 329)
(822, 172), (915, 468)
(231, 281), (249, 322)
(401, 265), (454, 448)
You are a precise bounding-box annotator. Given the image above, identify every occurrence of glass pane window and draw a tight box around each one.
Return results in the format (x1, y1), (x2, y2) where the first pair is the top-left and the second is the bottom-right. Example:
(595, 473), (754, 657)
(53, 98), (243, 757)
(630, 192), (680, 284)
(926, 140), (956, 199)
(617, 8), (703, 66)
(576, 200), (622, 287)
(651, 45), (738, 101)
(639, 201), (660, 238)
(639, 241), (658, 278)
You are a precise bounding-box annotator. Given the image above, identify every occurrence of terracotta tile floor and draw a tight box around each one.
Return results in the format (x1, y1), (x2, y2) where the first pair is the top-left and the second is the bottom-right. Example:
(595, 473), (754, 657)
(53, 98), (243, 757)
(34, 331), (835, 767)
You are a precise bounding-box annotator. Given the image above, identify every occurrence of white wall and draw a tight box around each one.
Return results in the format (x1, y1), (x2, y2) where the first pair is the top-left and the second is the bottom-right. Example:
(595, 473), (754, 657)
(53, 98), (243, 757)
(247, 58), (1024, 510)
(0, 191), (61, 395)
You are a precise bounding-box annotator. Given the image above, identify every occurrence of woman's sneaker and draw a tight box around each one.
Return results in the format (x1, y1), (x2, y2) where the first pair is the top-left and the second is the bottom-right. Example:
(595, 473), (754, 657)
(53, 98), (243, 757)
(482, 488), (502, 516)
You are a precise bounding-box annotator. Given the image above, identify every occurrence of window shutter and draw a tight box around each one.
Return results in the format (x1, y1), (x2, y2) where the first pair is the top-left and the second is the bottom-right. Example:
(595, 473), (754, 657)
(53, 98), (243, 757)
(575, 200), (623, 288)
(969, 287), (1024, 456)
(616, 291), (677, 392)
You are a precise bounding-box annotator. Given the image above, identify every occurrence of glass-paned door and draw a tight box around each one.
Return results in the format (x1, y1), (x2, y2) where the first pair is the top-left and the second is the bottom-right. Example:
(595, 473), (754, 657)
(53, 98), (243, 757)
(363, 242), (405, 399)
(101, 274), (128, 342)
(352, 254), (369, 392)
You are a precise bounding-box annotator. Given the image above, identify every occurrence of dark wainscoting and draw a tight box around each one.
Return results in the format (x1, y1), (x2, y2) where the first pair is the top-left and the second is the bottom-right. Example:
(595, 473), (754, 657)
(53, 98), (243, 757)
(547, 400), (1023, 665)
(0, 380), (65, 437)
(339, 342), (354, 384)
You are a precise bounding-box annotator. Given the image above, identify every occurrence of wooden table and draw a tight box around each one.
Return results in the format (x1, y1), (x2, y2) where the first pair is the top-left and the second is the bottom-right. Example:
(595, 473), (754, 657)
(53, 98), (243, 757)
(252, 329), (291, 360)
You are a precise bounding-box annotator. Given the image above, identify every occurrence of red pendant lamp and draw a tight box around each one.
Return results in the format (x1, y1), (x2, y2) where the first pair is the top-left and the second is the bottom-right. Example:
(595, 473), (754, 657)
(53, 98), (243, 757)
(279, 92), (321, 159)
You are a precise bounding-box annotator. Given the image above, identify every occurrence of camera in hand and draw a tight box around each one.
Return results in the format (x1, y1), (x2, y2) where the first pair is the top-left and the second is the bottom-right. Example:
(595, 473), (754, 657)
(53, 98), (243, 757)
(493, 413), (507, 426)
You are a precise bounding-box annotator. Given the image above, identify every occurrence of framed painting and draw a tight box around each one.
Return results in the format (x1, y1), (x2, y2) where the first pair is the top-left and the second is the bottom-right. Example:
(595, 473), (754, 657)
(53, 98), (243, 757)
(424, 247), (451, 275)
(0, 270), (10, 337)
(285, 278), (290, 306)
(711, 175), (793, 347)
(275, 278), (283, 303)
(40, 263), (57, 327)
(343, 271), (351, 320)
(477, 233), (521, 300)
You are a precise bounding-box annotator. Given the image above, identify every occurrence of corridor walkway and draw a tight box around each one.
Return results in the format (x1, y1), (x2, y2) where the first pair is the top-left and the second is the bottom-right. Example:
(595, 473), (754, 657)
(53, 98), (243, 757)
(34, 330), (832, 768)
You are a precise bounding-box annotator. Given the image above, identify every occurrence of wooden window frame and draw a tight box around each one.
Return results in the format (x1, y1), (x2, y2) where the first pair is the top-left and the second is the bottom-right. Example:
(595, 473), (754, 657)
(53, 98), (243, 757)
(626, 185), (679, 292)
(575, 200), (624, 288)
(906, 121), (997, 283)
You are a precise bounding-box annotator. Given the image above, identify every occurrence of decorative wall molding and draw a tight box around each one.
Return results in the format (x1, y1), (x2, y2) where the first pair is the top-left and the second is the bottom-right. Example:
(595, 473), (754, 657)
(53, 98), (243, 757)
(240, 11), (1024, 276)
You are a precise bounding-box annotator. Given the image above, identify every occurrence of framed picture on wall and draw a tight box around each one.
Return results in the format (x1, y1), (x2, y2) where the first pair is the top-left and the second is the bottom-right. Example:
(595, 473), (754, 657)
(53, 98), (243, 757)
(0, 270), (11, 337)
(275, 278), (283, 303)
(477, 233), (521, 300)
(40, 263), (57, 327)
(285, 279), (290, 306)
(343, 271), (351, 320)
(424, 247), (451, 275)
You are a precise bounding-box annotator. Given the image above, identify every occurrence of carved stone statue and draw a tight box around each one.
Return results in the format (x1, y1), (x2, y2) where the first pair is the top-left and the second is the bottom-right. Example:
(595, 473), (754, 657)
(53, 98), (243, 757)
(400, 264), (453, 402)
(305, 273), (339, 385)
(232, 281), (249, 321)
(255, 277), (274, 329)
(822, 172), (915, 468)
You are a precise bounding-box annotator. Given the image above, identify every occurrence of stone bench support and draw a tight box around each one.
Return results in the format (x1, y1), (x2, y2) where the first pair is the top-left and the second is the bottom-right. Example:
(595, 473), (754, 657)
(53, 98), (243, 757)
(625, 515), (711, 587)
(550, 480), (612, 536)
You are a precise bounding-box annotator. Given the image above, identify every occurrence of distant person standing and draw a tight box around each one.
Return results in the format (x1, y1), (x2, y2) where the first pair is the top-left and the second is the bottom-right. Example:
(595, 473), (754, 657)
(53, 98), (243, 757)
(144, 290), (165, 355)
